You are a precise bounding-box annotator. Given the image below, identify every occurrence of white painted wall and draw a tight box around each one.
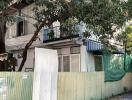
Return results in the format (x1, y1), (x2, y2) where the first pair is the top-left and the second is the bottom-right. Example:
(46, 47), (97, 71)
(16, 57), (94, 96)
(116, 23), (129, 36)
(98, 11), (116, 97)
(12, 48), (35, 71)
(80, 45), (87, 72)
(23, 49), (35, 71)
(87, 52), (95, 72)
(80, 45), (95, 72)
(12, 45), (96, 72)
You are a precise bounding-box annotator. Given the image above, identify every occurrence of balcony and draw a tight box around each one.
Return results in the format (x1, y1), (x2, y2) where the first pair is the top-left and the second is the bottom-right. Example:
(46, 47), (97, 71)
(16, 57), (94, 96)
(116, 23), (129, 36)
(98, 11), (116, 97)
(43, 26), (79, 43)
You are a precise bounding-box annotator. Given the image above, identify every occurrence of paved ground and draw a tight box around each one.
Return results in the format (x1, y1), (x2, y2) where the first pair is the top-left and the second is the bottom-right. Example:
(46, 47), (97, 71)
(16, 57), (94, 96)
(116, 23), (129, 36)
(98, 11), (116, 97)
(110, 92), (132, 100)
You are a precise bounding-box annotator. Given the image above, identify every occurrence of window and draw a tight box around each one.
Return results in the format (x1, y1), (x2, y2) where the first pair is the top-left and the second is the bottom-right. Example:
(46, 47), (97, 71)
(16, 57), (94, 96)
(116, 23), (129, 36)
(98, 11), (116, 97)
(58, 54), (80, 72)
(58, 56), (62, 72)
(70, 54), (80, 72)
(17, 20), (24, 36)
(94, 55), (103, 71)
(16, 17), (25, 37)
(58, 47), (80, 72)
(63, 56), (70, 72)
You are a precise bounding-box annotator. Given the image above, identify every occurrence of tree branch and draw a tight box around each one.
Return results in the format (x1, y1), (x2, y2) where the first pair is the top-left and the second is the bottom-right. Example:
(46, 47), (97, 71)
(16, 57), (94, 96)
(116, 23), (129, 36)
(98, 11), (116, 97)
(18, 19), (53, 71)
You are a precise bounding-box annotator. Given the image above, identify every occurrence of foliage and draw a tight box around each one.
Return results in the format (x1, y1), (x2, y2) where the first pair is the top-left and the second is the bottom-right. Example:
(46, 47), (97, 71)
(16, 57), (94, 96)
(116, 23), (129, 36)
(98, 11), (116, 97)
(32, 0), (78, 26)
(0, 0), (13, 10)
(11, 0), (132, 71)
(117, 25), (132, 53)
(0, 0), (132, 44)
(31, 0), (132, 43)
(77, 0), (132, 42)
(0, 0), (16, 23)
(48, 30), (54, 39)
(126, 26), (132, 51)
(0, 0), (132, 71)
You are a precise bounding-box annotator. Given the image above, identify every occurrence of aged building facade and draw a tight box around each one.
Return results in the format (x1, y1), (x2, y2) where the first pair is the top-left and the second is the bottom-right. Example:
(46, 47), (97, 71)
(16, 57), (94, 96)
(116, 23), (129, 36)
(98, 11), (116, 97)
(5, 1), (103, 72)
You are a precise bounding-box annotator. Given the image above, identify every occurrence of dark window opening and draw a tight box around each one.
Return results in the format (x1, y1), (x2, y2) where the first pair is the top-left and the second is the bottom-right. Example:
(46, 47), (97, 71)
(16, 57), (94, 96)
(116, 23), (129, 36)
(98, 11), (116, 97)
(17, 20), (24, 36)
(58, 56), (62, 72)
(63, 56), (70, 72)
(94, 56), (103, 71)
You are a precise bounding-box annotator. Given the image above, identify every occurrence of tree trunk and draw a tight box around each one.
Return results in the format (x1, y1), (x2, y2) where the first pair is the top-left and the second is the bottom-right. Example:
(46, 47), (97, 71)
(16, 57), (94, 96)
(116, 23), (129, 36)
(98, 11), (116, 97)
(18, 20), (53, 71)
(0, 35), (6, 53)
(0, 20), (7, 71)
(0, 22), (6, 53)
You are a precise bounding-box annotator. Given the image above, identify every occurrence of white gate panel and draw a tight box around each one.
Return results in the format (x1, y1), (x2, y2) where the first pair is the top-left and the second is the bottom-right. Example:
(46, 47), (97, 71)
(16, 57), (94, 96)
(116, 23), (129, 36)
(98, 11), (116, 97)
(32, 48), (58, 100)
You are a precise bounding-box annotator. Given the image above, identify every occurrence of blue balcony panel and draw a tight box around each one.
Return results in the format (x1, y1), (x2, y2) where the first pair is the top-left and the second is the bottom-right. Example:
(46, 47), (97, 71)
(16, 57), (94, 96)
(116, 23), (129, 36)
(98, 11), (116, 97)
(87, 40), (103, 52)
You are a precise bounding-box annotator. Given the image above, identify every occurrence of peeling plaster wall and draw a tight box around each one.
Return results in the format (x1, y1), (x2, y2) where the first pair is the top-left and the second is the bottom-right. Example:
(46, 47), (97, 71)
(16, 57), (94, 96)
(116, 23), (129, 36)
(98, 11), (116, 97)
(5, 4), (44, 50)
(12, 48), (35, 71)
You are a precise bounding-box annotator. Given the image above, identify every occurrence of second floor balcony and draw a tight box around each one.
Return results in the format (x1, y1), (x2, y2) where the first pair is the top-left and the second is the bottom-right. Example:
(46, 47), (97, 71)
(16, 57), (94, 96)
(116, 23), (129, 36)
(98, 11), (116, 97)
(43, 25), (80, 43)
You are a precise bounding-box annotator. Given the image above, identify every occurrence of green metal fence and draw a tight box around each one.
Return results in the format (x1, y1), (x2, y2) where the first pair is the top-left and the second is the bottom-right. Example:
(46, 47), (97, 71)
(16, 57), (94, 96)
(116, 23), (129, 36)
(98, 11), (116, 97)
(103, 52), (132, 82)
(0, 72), (33, 100)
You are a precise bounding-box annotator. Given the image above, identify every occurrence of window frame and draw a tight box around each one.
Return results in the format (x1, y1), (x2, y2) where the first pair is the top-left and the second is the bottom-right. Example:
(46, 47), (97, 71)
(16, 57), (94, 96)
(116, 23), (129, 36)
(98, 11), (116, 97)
(62, 55), (70, 72)
(70, 54), (81, 72)
(59, 54), (81, 72)
(94, 55), (103, 71)
(16, 19), (25, 37)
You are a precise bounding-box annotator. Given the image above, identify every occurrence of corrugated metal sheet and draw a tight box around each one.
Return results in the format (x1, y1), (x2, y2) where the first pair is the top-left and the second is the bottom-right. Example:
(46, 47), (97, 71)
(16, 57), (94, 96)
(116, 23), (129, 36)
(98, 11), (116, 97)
(0, 72), (33, 100)
(0, 72), (131, 100)
(57, 72), (132, 100)
(87, 40), (103, 51)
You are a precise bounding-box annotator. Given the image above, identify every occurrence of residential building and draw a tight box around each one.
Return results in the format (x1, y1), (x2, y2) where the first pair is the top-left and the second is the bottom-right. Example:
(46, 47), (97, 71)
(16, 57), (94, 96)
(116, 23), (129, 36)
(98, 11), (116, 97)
(1, 1), (132, 100)
(5, 1), (104, 72)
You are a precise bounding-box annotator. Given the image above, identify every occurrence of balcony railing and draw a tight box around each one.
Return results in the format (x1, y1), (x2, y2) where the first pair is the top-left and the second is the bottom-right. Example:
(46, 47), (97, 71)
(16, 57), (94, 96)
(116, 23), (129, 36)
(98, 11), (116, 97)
(43, 26), (79, 43)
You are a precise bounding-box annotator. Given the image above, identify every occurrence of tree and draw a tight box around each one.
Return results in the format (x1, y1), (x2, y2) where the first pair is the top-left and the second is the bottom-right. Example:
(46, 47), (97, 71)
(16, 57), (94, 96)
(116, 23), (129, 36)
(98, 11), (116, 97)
(18, 0), (79, 71)
(0, 0), (16, 71)
(0, 0), (32, 71)
(116, 25), (132, 70)
(126, 26), (132, 54)
(19, 0), (132, 71)
(117, 25), (132, 54)
(0, 0), (131, 71)
(78, 0), (132, 42)
(0, 0), (14, 53)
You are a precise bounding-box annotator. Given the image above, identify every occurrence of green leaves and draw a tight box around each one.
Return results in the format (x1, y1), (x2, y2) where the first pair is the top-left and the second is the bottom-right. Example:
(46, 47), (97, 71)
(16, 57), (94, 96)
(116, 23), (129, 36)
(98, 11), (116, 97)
(0, 0), (131, 51)
(117, 25), (132, 53)
(126, 26), (132, 53)
(31, 0), (132, 50)
(0, 0), (13, 11)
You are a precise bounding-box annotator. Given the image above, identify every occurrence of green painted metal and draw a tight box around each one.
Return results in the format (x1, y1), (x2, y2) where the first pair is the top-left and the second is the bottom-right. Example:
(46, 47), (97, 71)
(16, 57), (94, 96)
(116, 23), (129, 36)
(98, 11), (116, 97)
(103, 52), (132, 82)
(125, 54), (132, 72)
(0, 72), (33, 100)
